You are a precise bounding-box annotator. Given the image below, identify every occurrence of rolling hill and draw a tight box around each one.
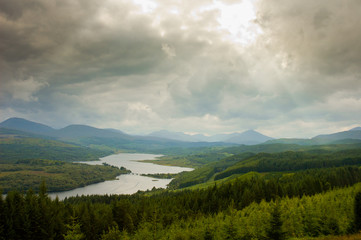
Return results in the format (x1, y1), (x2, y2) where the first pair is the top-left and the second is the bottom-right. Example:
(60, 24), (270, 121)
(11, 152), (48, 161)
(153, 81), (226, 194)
(0, 128), (111, 163)
(312, 129), (361, 143)
(0, 117), (55, 135)
(266, 127), (361, 145)
(0, 118), (232, 153)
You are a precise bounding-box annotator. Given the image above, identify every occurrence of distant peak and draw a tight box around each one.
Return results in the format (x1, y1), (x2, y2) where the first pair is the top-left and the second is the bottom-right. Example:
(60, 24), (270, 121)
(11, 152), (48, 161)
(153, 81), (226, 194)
(2, 117), (30, 123)
(244, 129), (256, 133)
(0, 117), (55, 134)
(350, 127), (361, 131)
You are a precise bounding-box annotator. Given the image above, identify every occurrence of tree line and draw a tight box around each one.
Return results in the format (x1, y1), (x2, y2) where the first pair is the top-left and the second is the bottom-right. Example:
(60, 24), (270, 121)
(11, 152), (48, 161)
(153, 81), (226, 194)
(2, 166), (361, 239)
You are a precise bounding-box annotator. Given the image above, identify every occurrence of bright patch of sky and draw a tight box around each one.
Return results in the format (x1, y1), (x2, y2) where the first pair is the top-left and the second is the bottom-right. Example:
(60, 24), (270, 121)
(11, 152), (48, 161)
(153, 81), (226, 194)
(132, 0), (158, 13)
(214, 0), (263, 45)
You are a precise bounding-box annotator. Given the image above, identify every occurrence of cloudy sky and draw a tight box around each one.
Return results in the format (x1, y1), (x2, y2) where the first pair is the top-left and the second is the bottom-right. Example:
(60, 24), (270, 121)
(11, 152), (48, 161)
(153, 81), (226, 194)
(1, 0), (361, 138)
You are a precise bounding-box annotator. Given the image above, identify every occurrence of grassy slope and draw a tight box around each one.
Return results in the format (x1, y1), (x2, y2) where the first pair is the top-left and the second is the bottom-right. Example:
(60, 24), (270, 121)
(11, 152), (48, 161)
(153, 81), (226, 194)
(213, 148), (361, 180)
(167, 143), (361, 189)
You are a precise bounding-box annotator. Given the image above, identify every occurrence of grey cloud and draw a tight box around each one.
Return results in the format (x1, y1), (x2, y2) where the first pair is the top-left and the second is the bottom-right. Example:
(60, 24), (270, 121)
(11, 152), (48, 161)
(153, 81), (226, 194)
(252, 0), (361, 121)
(256, 0), (361, 77)
(0, 0), (42, 21)
(313, 8), (330, 29)
(1, 0), (360, 137)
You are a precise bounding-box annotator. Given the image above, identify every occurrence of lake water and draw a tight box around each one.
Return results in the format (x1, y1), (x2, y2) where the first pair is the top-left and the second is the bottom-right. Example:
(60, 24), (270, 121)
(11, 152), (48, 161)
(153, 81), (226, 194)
(49, 153), (193, 200)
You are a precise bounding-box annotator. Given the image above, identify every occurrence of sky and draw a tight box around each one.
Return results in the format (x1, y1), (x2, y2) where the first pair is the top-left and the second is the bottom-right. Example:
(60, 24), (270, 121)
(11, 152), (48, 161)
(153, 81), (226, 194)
(1, 0), (361, 138)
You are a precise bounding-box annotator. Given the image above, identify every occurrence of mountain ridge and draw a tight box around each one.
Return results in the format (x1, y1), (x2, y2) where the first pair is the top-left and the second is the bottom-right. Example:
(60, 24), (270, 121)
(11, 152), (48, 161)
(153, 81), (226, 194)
(266, 127), (361, 145)
(0, 117), (55, 135)
(0, 117), (233, 152)
(149, 129), (273, 145)
(1, 117), (360, 146)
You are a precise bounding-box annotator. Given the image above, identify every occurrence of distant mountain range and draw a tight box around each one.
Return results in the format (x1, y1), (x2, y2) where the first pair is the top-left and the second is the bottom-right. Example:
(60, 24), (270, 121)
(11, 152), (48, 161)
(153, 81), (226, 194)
(0, 117), (273, 145)
(148, 129), (273, 145)
(0, 118), (135, 140)
(1, 117), (360, 148)
(0, 118), (233, 153)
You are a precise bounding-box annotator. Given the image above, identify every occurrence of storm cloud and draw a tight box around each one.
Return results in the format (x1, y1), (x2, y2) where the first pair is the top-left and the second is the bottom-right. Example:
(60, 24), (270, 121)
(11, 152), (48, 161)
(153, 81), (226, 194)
(0, 0), (360, 138)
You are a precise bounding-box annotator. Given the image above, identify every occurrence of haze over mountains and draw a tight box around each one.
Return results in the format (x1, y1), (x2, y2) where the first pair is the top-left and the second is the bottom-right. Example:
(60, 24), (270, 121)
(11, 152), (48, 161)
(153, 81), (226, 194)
(1, 117), (361, 147)
(0, 118), (233, 153)
(0, 117), (273, 145)
(148, 129), (273, 145)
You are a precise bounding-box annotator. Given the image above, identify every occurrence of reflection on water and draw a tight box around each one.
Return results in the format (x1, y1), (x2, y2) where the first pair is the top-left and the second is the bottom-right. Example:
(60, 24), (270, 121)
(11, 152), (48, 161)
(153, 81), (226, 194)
(49, 153), (193, 200)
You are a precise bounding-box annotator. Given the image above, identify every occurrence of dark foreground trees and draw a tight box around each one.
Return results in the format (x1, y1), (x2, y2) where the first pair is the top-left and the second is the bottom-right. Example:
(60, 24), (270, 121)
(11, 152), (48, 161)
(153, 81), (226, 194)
(354, 191), (361, 232)
(2, 166), (361, 239)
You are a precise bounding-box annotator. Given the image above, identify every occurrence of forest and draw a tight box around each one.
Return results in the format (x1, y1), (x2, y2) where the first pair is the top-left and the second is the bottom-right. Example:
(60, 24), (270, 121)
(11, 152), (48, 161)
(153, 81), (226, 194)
(2, 125), (361, 239)
(0, 159), (130, 193)
(2, 166), (361, 239)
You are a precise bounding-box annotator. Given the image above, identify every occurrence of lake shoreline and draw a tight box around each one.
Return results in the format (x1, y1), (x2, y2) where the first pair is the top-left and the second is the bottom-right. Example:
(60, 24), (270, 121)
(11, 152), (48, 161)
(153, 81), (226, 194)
(49, 153), (193, 200)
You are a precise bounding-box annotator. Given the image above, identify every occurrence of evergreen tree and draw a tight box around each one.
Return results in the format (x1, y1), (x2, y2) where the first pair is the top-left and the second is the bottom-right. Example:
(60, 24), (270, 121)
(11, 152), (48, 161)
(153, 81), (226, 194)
(100, 225), (129, 240)
(354, 191), (361, 232)
(39, 180), (48, 198)
(5, 191), (26, 240)
(63, 216), (84, 240)
(266, 203), (285, 240)
(0, 192), (5, 240)
(24, 189), (42, 240)
(223, 202), (239, 240)
(204, 224), (214, 240)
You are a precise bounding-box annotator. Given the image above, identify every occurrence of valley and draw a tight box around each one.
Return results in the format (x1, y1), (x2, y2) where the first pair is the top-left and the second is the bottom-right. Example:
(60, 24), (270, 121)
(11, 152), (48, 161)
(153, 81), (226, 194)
(1, 117), (361, 239)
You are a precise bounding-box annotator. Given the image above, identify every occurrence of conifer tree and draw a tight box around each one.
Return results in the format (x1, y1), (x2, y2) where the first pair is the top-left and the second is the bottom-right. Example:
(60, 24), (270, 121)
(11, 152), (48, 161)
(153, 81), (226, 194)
(354, 191), (361, 232)
(0, 192), (5, 240)
(267, 203), (285, 240)
(100, 225), (129, 240)
(63, 216), (84, 240)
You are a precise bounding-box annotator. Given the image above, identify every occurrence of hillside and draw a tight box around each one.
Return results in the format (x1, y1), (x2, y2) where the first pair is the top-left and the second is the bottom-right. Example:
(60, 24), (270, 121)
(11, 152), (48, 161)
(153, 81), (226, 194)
(0, 127), (130, 193)
(0, 128), (111, 163)
(3, 166), (361, 239)
(0, 159), (129, 193)
(0, 118), (232, 153)
(0, 117), (55, 135)
(265, 127), (361, 145)
(313, 129), (361, 142)
(167, 143), (361, 189)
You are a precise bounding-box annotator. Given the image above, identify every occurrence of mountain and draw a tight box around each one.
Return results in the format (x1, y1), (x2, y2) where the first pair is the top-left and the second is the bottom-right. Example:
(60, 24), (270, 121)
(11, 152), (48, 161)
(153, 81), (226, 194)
(0, 118), (130, 139)
(0, 117), (231, 153)
(312, 129), (361, 143)
(267, 127), (361, 145)
(105, 128), (126, 134)
(149, 129), (273, 145)
(149, 130), (208, 142)
(224, 130), (274, 145)
(54, 125), (131, 139)
(0, 117), (55, 135)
